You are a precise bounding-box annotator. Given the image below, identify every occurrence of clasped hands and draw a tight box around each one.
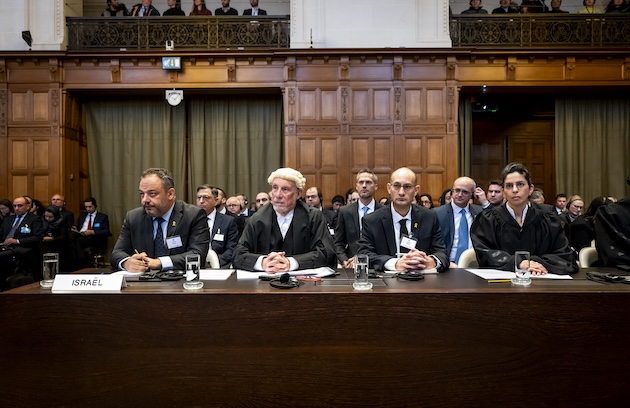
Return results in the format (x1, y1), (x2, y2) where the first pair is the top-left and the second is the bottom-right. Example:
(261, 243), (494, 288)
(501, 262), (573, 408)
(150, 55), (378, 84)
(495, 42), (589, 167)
(262, 251), (291, 273)
(394, 248), (436, 272)
(123, 251), (162, 272)
(519, 259), (548, 275)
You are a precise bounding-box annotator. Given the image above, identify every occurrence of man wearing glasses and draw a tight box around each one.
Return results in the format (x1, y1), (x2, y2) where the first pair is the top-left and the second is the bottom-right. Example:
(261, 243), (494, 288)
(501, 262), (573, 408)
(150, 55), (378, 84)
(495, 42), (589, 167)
(434, 177), (483, 268)
(471, 162), (577, 275)
(358, 167), (448, 272)
(196, 185), (239, 268)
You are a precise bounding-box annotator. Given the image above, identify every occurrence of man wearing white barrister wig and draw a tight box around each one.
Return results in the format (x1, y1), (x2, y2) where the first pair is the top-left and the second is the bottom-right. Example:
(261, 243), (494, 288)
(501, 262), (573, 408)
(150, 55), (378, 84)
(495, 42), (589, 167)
(232, 168), (335, 272)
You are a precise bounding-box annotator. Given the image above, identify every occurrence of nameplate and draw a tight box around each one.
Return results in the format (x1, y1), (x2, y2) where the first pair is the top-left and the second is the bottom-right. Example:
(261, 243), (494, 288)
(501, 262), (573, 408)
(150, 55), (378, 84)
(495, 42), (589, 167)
(51, 274), (126, 293)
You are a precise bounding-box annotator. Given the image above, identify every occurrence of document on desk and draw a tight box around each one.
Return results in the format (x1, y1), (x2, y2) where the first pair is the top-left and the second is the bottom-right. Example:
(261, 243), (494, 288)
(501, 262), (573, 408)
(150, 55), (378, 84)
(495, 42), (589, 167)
(386, 268), (438, 274)
(199, 269), (233, 280)
(465, 269), (573, 280)
(236, 267), (336, 280)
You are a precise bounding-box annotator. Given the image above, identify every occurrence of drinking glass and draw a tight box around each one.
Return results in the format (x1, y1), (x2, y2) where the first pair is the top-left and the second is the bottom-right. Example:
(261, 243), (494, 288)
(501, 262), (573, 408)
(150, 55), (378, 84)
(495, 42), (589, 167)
(41, 252), (59, 289)
(183, 254), (203, 290)
(352, 254), (372, 290)
(512, 251), (531, 286)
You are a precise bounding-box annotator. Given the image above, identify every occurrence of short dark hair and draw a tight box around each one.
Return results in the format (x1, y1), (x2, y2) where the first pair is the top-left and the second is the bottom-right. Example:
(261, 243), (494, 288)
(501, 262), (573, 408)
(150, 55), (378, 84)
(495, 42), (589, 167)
(501, 162), (531, 186)
(142, 168), (175, 191)
(555, 193), (567, 200)
(489, 180), (502, 188)
(331, 195), (345, 205)
(83, 197), (97, 207)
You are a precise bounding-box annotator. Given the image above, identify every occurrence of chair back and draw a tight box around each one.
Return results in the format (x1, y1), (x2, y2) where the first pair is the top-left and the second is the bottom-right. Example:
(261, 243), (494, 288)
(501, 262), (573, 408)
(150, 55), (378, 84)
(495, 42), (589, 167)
(206, 249), (220, 268)
(458, 248), (478, 268)
(579, 246), (599, 268)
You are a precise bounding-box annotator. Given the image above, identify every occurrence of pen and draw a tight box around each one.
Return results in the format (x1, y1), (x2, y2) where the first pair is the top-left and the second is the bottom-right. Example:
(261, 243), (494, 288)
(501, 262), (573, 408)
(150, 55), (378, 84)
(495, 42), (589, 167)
(135, 249), (149, 264)
(488, 279), (512, 283)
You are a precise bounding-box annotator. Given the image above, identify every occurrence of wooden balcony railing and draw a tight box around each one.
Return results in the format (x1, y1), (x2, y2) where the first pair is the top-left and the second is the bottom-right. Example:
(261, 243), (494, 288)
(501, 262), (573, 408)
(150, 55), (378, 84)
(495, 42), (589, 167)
(450, 14), (630, 48)
(66, 16), (290, 51)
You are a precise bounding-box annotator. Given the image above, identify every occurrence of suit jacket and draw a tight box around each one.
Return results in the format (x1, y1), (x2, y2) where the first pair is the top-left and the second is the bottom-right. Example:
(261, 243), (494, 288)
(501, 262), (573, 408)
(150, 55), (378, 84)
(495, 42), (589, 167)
(322, 208), (338, 230)
(211, 212), (239, 267)
(232, 200), (335, 270)
(242, 8), (267, 15)
(594, 196), (630, 267)
(0, 212), (45, 254)
(215, 8), (238, 15)
(334, 201), (382, 263)
(130, 4), (160, 16)
(357, 204), (449, 272)
(111, 200), (209, 270)
(492, 7), (518, 13)
(434, 203), (482, 261)
(76, 211), (111, 237)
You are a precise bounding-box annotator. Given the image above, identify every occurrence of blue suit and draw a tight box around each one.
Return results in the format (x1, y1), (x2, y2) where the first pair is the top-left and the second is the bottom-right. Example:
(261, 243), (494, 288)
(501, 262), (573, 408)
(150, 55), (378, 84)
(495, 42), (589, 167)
(434, 203), (482, 262)
(210, 212), (239, 267)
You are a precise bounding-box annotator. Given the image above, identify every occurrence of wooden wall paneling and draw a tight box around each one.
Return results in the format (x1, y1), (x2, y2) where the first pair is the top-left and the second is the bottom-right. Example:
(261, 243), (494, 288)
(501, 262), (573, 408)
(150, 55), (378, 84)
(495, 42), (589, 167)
(373, 89), (391, 121)
(426, 88), (445, 120)
(11, 91), (29, 122)
(404, 88), (424, 121)
(33, 92), (49, 122)
(0, 88), (7, 196)
(352, 89), (370, 120)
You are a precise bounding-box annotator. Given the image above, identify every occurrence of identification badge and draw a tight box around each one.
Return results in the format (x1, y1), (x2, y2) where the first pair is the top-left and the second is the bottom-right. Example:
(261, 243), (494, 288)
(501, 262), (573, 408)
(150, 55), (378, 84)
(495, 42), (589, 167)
(213, 233), (225, 242)
(329, 228), (335, 236)
(401, 235), (417, 251)
(166, 235), (183, 249)
(20, 226), (31, 234)
(94, 223), (100, 228)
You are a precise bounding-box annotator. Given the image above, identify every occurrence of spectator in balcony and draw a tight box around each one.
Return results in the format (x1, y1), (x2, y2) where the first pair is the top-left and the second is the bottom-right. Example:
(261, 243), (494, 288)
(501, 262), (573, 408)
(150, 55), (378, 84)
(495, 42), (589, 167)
(163, 0), (185, 16)
(243, 0), (267, 16)
(215, 0), (238, 15)
(520, 0), (549, 13)
(130, 0), (160, 16)
(548, 0), (569, 12)
(579, 0), (604, 13)
(605, 0), (630, 12)
(462, 0), (489, 14)
(190, 0), (213, 15)
(493, 0), (519, 13)
(102, 0), (130, 16)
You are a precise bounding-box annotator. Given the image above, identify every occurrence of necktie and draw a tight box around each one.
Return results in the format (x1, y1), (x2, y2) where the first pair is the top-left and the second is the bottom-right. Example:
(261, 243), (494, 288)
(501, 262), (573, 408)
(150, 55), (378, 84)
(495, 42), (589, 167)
(455, 209), (469, 263)
(87, 214), (93, 230)
(363, 206), (369, 217)
(399, 219), (410, 254)
(154, 217), (168, 257)
(143, 7), (148, 16)
(253, 9), (257, 16)
(6, 215), (23, 239)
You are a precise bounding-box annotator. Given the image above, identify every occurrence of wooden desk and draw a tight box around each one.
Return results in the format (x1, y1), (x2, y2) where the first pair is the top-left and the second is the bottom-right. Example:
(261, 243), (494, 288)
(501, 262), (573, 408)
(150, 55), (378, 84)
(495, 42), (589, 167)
(2, 268), (629, 407)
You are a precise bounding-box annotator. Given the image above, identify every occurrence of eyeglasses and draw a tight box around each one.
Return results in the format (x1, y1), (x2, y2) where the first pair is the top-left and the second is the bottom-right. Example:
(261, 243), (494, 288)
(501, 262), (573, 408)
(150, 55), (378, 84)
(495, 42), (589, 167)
(504, 181), (528, 190)
(390, 183), (415, 192)
(451, 188), (472, 196)
(420, 200), (431, 205)
(196, 195), (212, 201)
(227, 203), (240, 208)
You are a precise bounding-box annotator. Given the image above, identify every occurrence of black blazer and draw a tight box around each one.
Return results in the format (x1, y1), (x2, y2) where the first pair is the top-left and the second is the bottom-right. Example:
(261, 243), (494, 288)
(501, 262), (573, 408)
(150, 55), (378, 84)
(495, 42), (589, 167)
(0, 212), (45, 254)
(210, 212), (239, 267)
(334, 201), (381, 263)
(76, 211), (111, 237)
(358, 204), (448, 271)
(242, 8), (267, 15)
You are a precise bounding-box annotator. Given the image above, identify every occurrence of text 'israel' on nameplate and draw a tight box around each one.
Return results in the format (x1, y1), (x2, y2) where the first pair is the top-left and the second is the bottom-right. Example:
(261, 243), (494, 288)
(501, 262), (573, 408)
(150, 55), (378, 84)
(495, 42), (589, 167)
(51, 274), (127, 293)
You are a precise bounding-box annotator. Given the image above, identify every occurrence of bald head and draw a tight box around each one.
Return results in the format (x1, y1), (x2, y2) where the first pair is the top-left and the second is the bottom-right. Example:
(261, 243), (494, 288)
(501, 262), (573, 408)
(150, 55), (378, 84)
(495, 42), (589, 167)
(451, 177), (476, 208)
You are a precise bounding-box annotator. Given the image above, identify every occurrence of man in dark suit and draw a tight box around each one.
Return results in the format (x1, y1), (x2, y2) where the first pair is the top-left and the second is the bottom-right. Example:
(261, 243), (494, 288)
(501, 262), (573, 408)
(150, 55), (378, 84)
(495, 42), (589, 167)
(492, 0), (518, 13)
(305, 187), (338, 231)
(595, 176), (630, 267)
(130, 0), (160, 16)
(74, 197), (112, 265)
(434, 177), (483, 268)
(358, 167), (448, 272)
(111, 168), (209, 272)
(51, 193), (75, 229)
(196, 184), (239, 268)
(0, 196), (45, 290)
(243, 0), (267, 15)
(334, 169), (381, 268)
(233, 167), (335, 272)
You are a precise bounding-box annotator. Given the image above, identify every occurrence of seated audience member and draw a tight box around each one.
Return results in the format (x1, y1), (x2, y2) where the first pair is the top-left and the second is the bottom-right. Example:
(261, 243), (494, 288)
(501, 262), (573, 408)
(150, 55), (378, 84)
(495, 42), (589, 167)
(237, 194), (254, 217)
(42, 205), (76, 271)
(215, 0), (238, 15)
(190, 0), (212, 15)
(435, 177), (483, 267)
(520, 0), (549, 13)
(560, 195), (584, 230)
(549, 0), (569, 12)
(254, 191), (270, 210)
(335, 169), (381, 268)
(111, 168), (209, 272)
(306, 187), (338, 230)
(232, 167), (335, 272)
(605, 0), (630, 12)
(462, 0), (489, 13)
(74, 197), (111, 265)
(30, 199), (45, 217)
(569, 196), (616, 252)
(0, 199), (14, 222)
(196, 185), (239, 267)
(358, 167), (448, 272)
(51, 193), (75, 229)
(594, 176), (630, 267)
(530, 188), (557, 216)
(493, 0), (519, 13)
(130, 0), (160, 16)
(214, 187), (228, 214)
(579, 0), (604, 13)
(243, 0), (267, 15)
(471, 163), (577, 275)
(348, 191), (360, 204)
(378, 197), (390, 206)
(225, 196), (246, 236)
(554, 193), (567, 214)
(475, 180), (504, 209)
(438, 188), (452, 206)
(329, 195), (345, 212)
(419, 194), (434, 209)
(163, 0), (185, 15)
(0, 196), (45, 290)
(102, 0), (130, 16)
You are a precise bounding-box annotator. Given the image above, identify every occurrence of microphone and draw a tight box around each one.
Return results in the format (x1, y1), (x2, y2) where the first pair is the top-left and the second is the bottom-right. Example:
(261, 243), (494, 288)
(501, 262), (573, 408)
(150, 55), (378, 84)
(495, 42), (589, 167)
(279, 273), (290, 283)
(269, 272), (302, 289)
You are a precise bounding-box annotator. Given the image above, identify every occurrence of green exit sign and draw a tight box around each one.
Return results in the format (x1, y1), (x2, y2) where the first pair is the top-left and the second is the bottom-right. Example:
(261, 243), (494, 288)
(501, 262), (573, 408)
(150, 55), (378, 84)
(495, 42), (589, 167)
(162, 56), (181, 70)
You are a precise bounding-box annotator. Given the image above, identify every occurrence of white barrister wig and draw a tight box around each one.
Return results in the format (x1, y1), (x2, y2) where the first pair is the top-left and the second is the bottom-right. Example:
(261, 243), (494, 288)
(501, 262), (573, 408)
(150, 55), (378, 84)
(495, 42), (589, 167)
(267, 168), (306, 190)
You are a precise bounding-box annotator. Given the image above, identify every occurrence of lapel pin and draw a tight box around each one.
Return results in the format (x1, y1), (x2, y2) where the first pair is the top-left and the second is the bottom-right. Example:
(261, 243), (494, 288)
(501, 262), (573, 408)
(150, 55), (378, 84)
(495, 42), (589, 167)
(172, 221), (176, 227)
